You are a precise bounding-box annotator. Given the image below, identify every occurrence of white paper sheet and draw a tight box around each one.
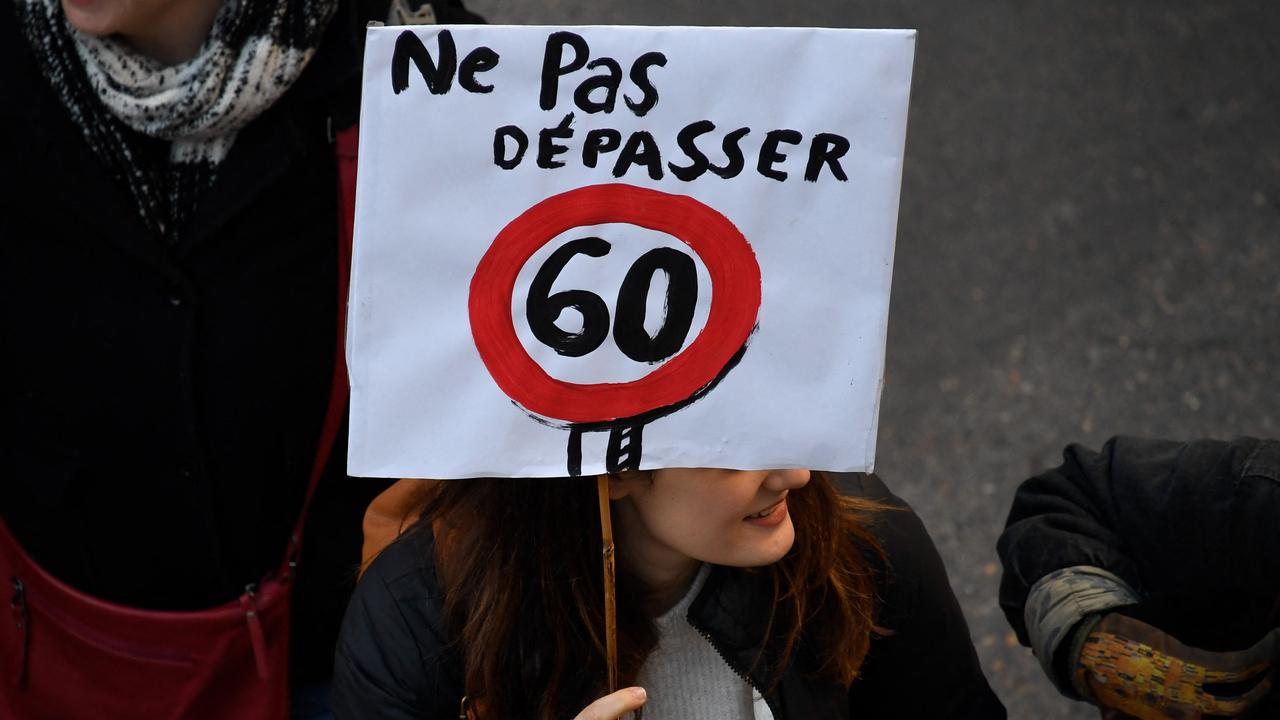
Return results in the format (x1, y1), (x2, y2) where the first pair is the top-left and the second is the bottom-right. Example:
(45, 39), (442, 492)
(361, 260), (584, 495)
(348, 25), (915, 478)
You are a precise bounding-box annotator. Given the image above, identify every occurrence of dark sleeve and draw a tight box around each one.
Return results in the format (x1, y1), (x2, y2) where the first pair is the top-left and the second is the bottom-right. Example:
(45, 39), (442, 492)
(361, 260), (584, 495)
(996, 436), (1280, 645)
(331, 530), (464, 720)
(838, 474), (1007, 719)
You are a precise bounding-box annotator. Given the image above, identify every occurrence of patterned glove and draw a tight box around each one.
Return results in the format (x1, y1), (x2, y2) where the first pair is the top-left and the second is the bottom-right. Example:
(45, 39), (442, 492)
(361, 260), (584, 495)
(1070, 612), (1277, 720)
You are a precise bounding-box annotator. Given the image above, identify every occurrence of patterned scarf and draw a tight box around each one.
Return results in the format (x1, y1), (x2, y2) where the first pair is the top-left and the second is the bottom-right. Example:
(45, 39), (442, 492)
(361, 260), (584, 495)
(15, 0), (338, 241)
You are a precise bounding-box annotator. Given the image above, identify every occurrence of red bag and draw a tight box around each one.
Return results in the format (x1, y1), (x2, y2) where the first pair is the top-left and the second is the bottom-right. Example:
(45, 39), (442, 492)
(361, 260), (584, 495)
(0, 127), (359, 720)
(1, 522), (294, 720)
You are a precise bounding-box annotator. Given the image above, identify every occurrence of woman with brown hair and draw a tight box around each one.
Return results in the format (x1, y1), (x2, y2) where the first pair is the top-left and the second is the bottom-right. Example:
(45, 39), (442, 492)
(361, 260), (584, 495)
(333, 469), (1004, 719)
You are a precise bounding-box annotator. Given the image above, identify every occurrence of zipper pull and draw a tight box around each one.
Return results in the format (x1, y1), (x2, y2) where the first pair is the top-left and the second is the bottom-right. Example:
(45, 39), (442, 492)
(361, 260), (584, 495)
(9, 577), (29, 687)
(240, 583), (270, 680)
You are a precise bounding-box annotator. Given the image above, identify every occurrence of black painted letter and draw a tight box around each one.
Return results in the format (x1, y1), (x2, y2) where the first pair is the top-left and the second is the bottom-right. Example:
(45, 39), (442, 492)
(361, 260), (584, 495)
(668, 120), (715, 181)
(613, 248), (698, 363)
(574, 58), (623, 114)
(540, 32), (590, 110)
(537, 113), (575, 169)
(612, 131), (664, 181)
(526, 237), (612, 357)
(804, 133), (850, 182)
(458, 46), (500, 93)
(391, 29), (457, 95)
(708, 127), (751, 179)
(493, 125), (528, 169)
(757, 129), (802, 182)
(583, 128), (622, 168)
(624, 52), (667, 117)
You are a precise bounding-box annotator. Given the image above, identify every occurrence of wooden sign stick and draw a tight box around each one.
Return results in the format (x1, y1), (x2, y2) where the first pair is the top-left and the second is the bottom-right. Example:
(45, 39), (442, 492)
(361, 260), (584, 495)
(596, 474), (619, 694)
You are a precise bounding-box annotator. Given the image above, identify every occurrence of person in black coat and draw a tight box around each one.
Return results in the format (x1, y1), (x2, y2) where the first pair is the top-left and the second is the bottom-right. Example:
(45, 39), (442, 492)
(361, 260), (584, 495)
(998, 436), (1280, 719)
(0, 0), (477, 714)
(334, 471), (1006, 719)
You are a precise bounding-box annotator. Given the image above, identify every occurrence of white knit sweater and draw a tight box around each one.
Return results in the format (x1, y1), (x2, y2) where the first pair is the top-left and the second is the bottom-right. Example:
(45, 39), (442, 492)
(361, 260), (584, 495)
(633, 566), (775, 720)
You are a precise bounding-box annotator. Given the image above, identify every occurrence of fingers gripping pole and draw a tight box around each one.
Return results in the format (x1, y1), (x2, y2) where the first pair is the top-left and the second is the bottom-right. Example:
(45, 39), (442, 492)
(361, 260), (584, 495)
(596, 474), (619, 694)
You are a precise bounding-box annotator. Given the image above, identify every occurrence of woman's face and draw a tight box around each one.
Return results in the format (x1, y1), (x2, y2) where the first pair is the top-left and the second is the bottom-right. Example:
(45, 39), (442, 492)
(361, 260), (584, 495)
(610, 468), (812, 573)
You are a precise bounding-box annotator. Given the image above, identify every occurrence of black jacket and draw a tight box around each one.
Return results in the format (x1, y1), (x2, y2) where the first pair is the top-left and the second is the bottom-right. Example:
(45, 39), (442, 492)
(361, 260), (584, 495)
(998, 436), (1280, 712)
(999, 436), (1280, 649)
(333, 474), (1005, 719)
(0, 0), (490, 682)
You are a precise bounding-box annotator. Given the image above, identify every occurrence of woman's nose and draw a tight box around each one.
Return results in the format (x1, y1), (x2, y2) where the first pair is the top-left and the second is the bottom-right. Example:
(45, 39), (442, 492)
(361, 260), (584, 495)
(764, 468), (811, 491)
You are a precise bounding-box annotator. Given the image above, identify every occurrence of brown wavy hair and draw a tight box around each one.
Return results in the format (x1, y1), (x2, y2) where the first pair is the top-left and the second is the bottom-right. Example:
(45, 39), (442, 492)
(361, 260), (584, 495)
(417, 471), (887, 719)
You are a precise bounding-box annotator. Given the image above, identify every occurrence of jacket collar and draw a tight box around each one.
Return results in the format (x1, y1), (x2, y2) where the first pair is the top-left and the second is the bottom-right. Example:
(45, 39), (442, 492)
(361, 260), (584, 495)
(686, 565), (849, 720)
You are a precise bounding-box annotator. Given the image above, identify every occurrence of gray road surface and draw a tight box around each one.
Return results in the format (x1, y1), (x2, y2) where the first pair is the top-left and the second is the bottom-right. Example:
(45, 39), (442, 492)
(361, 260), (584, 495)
(465, 2), (1280, 716)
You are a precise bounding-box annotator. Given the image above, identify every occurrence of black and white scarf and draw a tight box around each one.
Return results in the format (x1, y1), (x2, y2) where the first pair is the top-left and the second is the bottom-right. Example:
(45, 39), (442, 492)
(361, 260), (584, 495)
(16, 0), (338, 241)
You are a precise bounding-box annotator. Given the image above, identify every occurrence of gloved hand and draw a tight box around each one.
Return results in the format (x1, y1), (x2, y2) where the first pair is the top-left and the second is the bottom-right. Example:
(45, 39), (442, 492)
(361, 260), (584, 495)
(1069, 612), (1278, 720)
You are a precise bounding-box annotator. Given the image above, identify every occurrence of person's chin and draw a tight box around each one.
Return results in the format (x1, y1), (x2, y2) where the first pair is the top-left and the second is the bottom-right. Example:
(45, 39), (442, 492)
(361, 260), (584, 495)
(741, 521), (795, 567)
(62, 0), (117, 37)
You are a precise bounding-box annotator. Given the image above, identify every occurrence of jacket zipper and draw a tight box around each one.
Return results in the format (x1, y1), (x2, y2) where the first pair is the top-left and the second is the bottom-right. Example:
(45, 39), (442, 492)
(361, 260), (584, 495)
(690, 620), (782, 720)
(9, 577), (29, 687)
(240, 583), (270, 680)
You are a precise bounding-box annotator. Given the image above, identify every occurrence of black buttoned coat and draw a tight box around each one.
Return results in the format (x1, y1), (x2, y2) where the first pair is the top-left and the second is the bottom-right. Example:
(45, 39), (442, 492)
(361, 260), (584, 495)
(0, 0), (421, 682)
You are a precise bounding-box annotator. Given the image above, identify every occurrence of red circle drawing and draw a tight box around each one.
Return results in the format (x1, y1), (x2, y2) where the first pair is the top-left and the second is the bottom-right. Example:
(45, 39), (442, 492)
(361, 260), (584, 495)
(469, 183), (761, 424)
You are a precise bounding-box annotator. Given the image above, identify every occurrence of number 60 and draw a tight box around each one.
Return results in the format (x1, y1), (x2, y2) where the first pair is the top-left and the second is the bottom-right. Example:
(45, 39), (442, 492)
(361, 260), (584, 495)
(526, 237), (698, 363)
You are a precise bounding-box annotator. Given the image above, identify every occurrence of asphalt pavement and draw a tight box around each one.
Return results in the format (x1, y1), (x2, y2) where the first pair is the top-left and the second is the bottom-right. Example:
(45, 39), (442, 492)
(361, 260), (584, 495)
(466, 2), (1280, 716)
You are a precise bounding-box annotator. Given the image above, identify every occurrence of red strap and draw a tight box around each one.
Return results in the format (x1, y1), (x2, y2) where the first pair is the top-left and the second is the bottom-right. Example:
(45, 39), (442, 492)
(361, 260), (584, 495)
(280, 125), (358, 574)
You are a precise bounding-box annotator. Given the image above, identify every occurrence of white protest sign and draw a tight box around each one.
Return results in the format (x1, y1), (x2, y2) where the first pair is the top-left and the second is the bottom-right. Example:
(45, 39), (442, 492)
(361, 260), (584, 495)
(348, 25), (915, 479)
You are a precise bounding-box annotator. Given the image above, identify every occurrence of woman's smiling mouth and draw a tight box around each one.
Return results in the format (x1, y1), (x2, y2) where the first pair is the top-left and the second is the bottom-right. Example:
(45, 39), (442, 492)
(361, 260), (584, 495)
(744, 497), (788, 526)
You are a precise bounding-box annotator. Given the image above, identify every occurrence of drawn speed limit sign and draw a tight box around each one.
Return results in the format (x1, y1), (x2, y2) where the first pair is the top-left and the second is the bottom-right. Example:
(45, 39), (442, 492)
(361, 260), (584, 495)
(469, 183), (761, 475)
(346, 24), (915, 479)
